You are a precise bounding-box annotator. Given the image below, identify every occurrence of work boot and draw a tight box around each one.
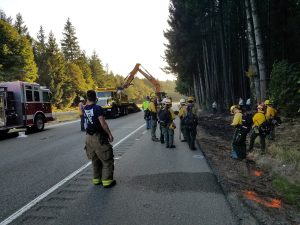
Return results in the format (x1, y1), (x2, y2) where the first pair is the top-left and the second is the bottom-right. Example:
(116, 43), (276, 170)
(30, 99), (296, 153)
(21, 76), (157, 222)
(103, 180), (116, 188)
(170, 145), (176, 148)
(92, 178), (102, 185)
(190, 146), (197, 151)
(166, 145), (170, 148)
(152, 137), (160, 142)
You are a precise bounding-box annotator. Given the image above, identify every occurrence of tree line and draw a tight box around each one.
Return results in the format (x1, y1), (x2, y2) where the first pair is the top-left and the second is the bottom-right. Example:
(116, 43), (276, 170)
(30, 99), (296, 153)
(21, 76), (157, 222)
(0, 10), (171, 107)
(164, 0), (300, 116)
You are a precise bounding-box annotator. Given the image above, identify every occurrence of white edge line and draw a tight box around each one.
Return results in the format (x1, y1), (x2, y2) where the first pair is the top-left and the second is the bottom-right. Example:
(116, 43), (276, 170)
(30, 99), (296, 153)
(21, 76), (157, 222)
(0, 123), (145, 225)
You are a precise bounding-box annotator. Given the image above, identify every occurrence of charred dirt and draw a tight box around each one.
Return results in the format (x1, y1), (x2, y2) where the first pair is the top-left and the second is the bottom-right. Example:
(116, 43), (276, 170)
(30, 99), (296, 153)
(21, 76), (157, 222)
(197, 113), (300, 225)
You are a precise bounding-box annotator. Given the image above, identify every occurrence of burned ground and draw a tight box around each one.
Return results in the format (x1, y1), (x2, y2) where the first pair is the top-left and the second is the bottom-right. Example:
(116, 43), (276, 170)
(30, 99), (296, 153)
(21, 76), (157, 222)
(197, 113), (300, 225)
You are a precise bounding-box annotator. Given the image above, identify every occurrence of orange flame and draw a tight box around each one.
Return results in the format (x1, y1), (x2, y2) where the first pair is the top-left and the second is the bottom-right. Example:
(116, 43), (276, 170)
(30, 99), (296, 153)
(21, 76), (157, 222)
(244, 191), (281, 208)
(252, 170), (262, 177)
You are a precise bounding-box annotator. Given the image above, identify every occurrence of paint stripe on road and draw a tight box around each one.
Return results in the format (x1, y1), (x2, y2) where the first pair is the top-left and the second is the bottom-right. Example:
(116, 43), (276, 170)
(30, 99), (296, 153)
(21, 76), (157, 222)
(0, 123), (145, 225)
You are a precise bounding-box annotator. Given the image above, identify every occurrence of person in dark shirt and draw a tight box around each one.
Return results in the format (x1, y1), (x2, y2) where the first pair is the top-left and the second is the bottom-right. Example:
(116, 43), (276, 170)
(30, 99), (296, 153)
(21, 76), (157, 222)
(84, 90), (116, 188)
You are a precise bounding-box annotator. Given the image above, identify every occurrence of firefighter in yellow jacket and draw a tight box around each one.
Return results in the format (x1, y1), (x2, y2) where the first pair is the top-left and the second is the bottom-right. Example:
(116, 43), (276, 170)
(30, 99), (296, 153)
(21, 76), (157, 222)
(230, 105), (246, 159)
(159, 98), (176, 148)
(178, 99), (188, 141)
(149, 93), (159, 142)
(249, 104), (267, 154)
(265, 100), (277, 140)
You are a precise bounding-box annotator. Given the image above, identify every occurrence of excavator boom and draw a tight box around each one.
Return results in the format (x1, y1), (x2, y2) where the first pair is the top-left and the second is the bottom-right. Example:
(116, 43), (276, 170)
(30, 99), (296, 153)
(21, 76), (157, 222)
(121, 63), (162, 93)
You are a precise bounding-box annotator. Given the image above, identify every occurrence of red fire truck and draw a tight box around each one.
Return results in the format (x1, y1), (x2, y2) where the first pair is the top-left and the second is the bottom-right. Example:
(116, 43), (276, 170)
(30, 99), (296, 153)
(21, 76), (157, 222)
(0, 81), (53, 136)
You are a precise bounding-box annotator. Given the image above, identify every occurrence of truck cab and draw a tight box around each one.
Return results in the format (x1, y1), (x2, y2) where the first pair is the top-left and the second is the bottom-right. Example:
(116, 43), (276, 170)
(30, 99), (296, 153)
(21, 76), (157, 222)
(96, 88), (129, 118)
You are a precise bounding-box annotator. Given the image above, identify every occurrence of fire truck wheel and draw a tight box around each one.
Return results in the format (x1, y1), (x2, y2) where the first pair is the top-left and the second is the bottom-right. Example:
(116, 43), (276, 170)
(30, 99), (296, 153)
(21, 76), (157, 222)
(34, 115), (45, 131)
(111, 106), (117, 119)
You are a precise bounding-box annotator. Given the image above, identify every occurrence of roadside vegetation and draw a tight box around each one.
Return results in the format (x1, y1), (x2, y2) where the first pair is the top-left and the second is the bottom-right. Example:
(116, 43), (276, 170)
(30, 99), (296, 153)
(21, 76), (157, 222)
(0, 10), (177, 108)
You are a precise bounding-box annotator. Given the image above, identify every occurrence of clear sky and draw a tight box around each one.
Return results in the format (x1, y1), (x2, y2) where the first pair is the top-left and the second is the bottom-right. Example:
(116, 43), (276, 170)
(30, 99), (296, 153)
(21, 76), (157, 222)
(1, 0), (175, 81)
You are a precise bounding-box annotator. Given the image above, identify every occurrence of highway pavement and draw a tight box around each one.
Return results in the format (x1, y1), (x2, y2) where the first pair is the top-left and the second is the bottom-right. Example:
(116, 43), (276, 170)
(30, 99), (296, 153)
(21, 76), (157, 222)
(0, 111), (237, 225)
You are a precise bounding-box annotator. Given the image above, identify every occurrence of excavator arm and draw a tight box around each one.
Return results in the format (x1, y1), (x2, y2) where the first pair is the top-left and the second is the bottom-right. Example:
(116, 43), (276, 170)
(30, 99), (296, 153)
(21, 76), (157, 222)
(121, 63), (161, 93)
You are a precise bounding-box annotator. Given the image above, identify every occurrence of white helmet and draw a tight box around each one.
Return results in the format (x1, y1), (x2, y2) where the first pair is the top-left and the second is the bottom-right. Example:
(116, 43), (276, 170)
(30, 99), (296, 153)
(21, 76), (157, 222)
(180, 98), (186, 104)
(80, 97), (85, 101)
(165, 98), (172, 105)
(161, 98), (167, 105)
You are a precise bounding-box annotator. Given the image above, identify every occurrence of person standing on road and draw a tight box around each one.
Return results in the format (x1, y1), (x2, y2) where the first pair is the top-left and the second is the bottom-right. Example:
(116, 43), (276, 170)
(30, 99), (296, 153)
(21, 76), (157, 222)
(158, 98), (166, 144)
(249, 104), (267, 154)
(149, 93), (159, 142)
(178, 98), (187, 142)
(84, 90), (116, 188)
(159, 99), (176, 148)
(230, 105), (247, 159)
(142, 96), (151, 129)
(183, 97), (198, 150)
(79, 97), (86, 131)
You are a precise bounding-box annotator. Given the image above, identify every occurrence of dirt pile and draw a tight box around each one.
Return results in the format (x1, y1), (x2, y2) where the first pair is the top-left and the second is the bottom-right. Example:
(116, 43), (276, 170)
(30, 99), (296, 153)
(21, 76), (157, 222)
(197, 113), (300, 225)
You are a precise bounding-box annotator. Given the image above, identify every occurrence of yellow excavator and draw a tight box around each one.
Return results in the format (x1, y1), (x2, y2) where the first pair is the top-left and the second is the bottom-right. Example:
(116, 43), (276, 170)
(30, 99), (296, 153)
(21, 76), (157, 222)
(119, 63), (166, 100)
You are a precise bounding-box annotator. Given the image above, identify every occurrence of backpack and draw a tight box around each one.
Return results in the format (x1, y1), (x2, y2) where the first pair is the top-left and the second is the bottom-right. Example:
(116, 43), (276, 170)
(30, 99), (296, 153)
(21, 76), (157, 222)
(240, 112), (253, 134)
(183, 106), (198, 129)
(259, 120), (271, 136)
(159, 108), (171, 127)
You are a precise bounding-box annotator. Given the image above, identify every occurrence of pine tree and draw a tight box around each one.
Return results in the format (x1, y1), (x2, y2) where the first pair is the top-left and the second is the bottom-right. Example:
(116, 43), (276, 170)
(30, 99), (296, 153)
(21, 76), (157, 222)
(33, 26), (48, 85)
(76, 51), (94, 90)
(0, 20), (37, 82)
(61, 18), (80, 62)
(45, 31), (66, 107)
(0, 9), (13, 24)
(14, 13), (28, 36)
(89, 50), (106, 87)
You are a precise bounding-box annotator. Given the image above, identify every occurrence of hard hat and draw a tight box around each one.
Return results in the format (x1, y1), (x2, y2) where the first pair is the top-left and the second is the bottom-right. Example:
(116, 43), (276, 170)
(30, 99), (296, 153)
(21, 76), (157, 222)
(150, 93), (156, 98)
(80, 97), (85, 101)
(187, 96), (194, 102)
(161, 98), (167, 104)
(264, 100), (272, 105)
(180, 99), (186, 104)
(230, 105), (240, 114)
(165, 98), (172, 105)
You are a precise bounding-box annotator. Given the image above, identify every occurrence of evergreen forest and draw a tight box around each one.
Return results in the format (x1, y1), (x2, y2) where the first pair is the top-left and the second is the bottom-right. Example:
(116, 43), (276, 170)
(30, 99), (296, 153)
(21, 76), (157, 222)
(164, 0), (300, 116)
(0, 11), (174, 107)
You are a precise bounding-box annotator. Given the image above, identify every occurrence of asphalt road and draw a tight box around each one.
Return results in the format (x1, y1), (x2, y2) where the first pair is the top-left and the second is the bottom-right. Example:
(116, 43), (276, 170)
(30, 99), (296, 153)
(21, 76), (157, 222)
(0, 112), (237, 225)
(0, 112), (145, 222)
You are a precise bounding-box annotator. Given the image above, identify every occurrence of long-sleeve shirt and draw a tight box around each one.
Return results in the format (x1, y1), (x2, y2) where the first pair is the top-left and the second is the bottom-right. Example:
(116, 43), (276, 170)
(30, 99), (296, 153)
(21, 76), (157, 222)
(252, 112), (266, 126)
(266, 106), (276, 120)
(231, 112), (243, 126)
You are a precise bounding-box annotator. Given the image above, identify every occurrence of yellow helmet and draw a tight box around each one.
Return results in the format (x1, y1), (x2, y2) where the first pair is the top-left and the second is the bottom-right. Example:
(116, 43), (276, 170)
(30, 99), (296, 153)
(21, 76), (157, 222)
(187, 96), (194, 102)
(230, 105), (240, 114)
(264, 100), (272, 105)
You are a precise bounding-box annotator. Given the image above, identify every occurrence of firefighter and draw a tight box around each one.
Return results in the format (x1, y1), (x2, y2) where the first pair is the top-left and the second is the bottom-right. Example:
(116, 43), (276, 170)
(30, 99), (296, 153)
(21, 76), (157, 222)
(159, 98), (176, 148)
(183, 96), (198, 150)
(212, 101), (217, 114)
(249, 104), (267, 154)
(79, 97), (85, 131)
(230, 105), (247, 159)
(142, 96), (151, 129)
(149, 93), (159, 142)
(84, 90), (116, 188)
(178, 98), (187, 141)
(158, 98), (166, 144)
(265, 100), (277, 140)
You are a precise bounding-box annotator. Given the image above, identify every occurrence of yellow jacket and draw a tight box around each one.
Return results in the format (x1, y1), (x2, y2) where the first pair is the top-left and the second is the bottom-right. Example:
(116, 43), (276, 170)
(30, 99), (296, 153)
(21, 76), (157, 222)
(148, 101), (157, 113)
(178, 105), (186, 118)
(231, 112), (243, 126)
(266, 106), (277, 120)
(252, 112), (266, 126)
